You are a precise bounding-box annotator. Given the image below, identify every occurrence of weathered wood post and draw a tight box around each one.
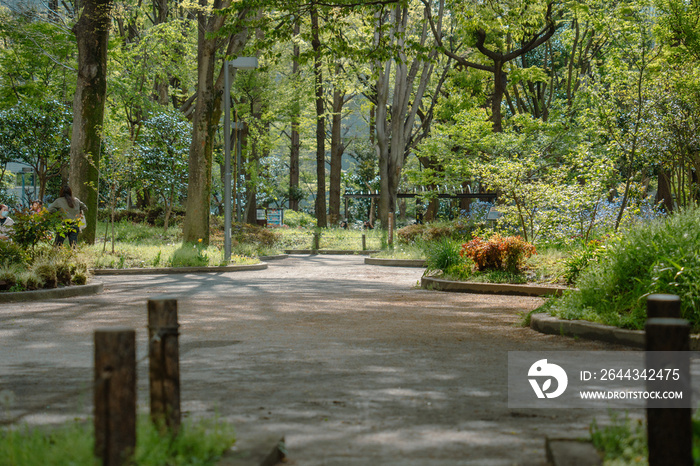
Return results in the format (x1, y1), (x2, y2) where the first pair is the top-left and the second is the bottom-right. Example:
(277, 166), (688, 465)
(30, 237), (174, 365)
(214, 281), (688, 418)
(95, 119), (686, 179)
(94, 327), (136, 466)
(647, 294), (681, 319)
(362, 234), (366, 251)
(646, 315), (692, 466)
(388, 212), (394, 247)
(312, 231), (320, 251)
(148, 297), (181, 435)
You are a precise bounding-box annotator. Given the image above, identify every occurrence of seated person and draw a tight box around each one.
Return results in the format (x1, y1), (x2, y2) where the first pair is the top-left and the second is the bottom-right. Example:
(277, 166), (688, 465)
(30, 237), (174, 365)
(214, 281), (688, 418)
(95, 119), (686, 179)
(0, 204), (14, 240)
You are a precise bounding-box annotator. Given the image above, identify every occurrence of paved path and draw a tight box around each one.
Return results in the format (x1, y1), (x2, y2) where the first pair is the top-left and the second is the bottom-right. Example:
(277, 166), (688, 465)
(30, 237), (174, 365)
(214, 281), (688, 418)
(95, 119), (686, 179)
(0, 255), (631, 465)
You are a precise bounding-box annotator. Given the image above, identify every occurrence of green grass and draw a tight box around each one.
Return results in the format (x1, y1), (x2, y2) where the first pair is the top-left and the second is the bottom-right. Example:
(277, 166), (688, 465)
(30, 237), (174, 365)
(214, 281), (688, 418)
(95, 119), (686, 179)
(276, 227), (384, 251)
(542, 206), (700, 331)
(372, 243), (426, 260)
(590, 410), (700, 465)
(88, 221), (258, 268)
(0, 416), (235, 466)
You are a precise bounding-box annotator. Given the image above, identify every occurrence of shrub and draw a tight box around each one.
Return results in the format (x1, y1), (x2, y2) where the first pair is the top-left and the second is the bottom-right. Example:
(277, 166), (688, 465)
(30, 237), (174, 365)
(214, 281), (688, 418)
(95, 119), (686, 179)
(424, 238), (463, 275)
(32, 261), (58, 289)
(546, 206), (700, 330)
(9, 208), (65, 252)
(563, 240), (605, 285)
(284, 210), (317, 228)
(169, 243), (209, 267)
(460, 234), (536, 272)
(0, 240), (27, 266)
(396, 223), (425, 244)
(231, 223), (279, 247)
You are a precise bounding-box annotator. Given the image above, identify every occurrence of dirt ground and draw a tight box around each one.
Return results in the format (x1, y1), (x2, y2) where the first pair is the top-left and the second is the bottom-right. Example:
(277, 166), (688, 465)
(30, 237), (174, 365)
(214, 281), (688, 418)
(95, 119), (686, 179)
(0, 255), (634, 465)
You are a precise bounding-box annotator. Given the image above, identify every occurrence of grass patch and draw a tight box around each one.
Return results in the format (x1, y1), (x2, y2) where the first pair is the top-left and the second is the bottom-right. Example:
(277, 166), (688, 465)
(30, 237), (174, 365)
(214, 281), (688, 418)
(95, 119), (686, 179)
(276, 227), (384, 251)
(0, 415), (235, 465)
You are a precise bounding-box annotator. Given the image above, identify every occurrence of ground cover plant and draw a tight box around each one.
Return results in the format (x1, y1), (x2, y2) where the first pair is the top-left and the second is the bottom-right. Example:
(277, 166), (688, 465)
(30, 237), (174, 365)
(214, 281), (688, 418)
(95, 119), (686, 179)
(539, 206), (700, 331)
(0, 415), (235, 465)
(590, 411), (700, 465)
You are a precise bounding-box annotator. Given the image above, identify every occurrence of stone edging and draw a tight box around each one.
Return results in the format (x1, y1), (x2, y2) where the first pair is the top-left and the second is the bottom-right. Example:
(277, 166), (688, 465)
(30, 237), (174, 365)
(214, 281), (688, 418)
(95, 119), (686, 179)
(421, 276), (567, 297)
(530, 313), (700, 350)
(258, 254), (288, 261)
(0, 282), (104, 303)
(92, 263), (267, 275)
(284, 249), (379, 255)
(364, 257), (426, 267)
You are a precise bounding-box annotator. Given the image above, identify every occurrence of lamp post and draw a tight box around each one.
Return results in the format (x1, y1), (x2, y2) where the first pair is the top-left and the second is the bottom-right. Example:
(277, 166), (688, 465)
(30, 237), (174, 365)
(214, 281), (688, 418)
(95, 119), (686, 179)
(224, 57), (258, 262)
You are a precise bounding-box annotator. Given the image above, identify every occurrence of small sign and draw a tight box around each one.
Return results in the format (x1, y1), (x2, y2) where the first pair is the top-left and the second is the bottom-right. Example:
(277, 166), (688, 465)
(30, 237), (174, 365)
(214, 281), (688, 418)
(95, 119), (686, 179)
(486, 207), (502, 221)
(267, 209), (284, 227)
(256, 209), (266, 220)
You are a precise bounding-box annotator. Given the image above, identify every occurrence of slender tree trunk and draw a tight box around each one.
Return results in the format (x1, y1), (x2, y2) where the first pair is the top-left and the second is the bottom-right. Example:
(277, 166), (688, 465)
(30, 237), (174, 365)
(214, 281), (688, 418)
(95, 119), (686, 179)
(289, 21), (301, 211)
(328, 69), (345, 225)
(311, 5), (327, 227)
(69, 0), (112, 244)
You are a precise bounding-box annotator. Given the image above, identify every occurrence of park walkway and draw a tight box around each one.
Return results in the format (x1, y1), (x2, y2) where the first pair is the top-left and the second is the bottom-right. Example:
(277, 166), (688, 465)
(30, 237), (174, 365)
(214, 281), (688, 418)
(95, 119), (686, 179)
(0, 255), (629, 465)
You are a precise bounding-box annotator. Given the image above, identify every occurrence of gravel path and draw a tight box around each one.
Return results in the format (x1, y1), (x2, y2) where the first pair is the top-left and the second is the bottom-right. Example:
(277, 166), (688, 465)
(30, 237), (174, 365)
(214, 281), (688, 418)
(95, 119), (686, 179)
(0, 255), (632, 465)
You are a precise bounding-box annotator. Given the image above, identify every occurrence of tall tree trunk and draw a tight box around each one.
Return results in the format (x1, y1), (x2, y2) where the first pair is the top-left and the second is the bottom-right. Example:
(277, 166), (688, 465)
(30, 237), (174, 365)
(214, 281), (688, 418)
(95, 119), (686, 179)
(69, 0), (112, 244)
(183, 0), (247, 244)
(289, 21), (301, 211)
(311, 5), (327, 227)
(328, 68), (345, 225)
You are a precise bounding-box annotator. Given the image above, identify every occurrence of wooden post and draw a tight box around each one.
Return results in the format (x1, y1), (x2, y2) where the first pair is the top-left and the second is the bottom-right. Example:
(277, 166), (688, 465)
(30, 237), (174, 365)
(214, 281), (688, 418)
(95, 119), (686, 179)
(312, 231), (320, 251)
(647, 294), (681, 319)
(388, 212), (394, 247)
(148, 298), (181, 435)
(94, 328), (136, 466)
(646, 317), (692, 466)
(362, 234), (366, 251)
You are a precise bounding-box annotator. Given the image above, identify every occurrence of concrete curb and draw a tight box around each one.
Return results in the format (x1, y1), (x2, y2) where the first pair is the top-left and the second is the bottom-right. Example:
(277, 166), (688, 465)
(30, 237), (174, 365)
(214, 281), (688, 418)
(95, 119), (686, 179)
(421, 276), (568, 297)
(545, 437), (602, 466)
(365, 257), (426, 267)
(284, 249), (379, 255)
(258, 254), (288, 261)
(217, 434), (286, 466)
(92, 263), (267, 276)
(530, 313), (700, 350)
(0, 282), (104, 303)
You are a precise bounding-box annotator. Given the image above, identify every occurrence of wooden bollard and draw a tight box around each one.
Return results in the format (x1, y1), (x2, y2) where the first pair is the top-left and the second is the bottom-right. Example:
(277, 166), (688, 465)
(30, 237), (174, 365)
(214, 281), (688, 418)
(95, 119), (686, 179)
(647, 294), (681, 319)
(94, 328), (136, 466)
(362, 234), (366, 251)
(148, 298), (181, 435)
(388, 212), (394, 246)
(312, 232), (320, 251)
(646, 317), (691, 466)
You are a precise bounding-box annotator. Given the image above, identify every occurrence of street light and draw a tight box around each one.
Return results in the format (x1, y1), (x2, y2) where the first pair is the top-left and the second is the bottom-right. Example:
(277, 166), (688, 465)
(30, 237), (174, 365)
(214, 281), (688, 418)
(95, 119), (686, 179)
(224, 56), (258, 262)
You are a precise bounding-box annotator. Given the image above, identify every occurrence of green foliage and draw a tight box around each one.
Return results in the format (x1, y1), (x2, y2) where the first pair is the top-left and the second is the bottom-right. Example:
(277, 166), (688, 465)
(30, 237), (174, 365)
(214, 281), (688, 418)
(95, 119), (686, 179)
(284, 210), (317, 228)
(0, 240), (27, 266)
(461, 235), (536, 273)
(563, 240), (606, 285)
(546, 206), (700, 330)
(424, 238), (463, 275)
(169, 242), (210, 268)
(9, 209), (65, 251)
(590, 413), (647, 465)
(231, 223), (280, 248)
(0, 415), (234, 466)
(396, 221), (476, 245)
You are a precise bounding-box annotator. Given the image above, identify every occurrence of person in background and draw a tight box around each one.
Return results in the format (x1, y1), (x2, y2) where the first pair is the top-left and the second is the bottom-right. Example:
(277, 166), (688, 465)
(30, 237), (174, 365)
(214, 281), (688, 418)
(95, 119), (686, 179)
(0, 204), (14, 240)
(48, 185), (87, 247)
(30, 199), (44, 214)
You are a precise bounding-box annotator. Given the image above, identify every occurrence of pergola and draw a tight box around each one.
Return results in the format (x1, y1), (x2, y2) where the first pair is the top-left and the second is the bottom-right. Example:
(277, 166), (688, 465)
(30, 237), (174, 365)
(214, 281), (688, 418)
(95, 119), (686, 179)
(342, 192), (497, 220)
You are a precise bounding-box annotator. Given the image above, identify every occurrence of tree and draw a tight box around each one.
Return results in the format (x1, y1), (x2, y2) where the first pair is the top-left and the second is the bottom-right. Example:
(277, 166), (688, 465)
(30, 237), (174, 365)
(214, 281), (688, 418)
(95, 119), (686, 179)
(137, 111), (190, 230)
(69, 0), (113, 244)
(0, 100), (70, 202)
(182, 0), (249, 244)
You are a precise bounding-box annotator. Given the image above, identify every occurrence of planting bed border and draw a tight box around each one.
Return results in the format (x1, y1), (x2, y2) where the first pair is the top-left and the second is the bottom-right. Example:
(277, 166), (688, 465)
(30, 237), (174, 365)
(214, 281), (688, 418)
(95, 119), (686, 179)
(0, 282), (104, 303)
(421, 276), (567, 297)
(92, 263), (268, 275)
(284, 249), (379, 255)
(365, 257), (426, 267)
(530, 312), (700, 350)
